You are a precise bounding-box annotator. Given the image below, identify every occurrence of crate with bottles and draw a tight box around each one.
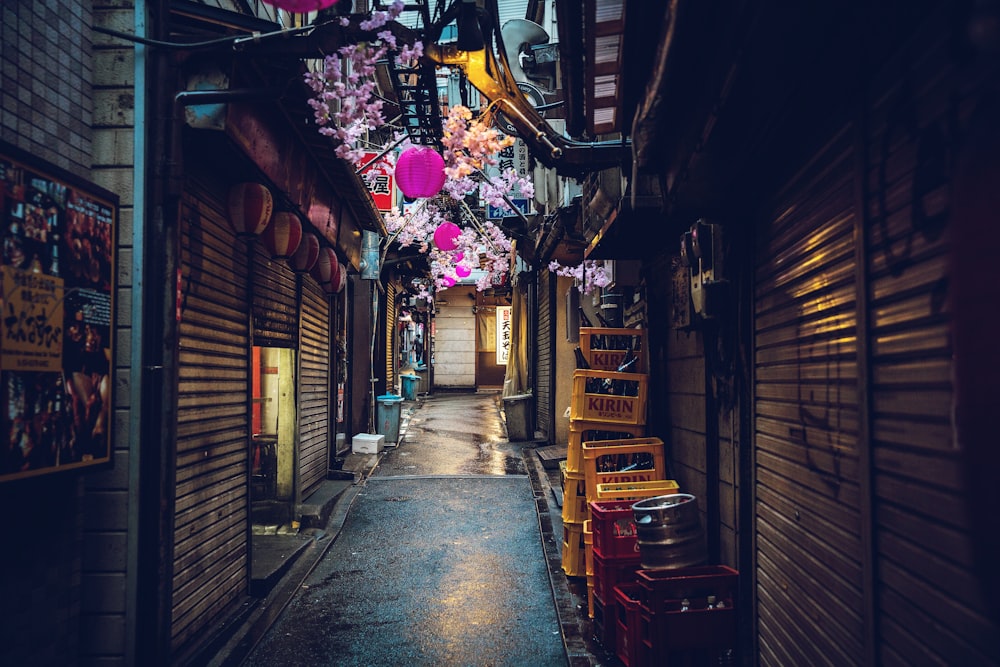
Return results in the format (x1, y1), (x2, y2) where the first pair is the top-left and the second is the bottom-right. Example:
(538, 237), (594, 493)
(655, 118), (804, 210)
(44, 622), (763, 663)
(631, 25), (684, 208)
(578, 327), (647, 373)
(582, 437), (666, 501)
(566, 420), (647, 473)
(571, 369), (649, 426)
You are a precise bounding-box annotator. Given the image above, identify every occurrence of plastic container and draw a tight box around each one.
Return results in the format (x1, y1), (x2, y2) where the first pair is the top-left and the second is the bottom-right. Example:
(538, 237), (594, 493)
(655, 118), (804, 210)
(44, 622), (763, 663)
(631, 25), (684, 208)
(595, 479), (680, 502)
(582, 437), (666, 502)
(590, 499), (641, 559)
(561, 462), (589, 525)
(567, 420), (646, 473)
(579, 327), (647, 372)
(570, 370), (648, 426)
(502, 393), (534, 441)
(614, 583), (646, 667)
(400, 374), (419, 401)
(562, 522), (587, 578)
(376, 394), (404, 444)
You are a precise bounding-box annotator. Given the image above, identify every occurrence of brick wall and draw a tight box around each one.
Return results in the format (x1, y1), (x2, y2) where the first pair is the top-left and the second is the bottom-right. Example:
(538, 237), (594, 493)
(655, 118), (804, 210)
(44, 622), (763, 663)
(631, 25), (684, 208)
(0, 0), (93, 176)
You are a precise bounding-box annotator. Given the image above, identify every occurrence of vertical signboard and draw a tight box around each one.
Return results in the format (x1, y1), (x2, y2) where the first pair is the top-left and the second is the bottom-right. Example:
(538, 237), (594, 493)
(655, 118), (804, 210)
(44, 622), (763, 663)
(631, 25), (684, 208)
(0, 143), (117, 482)
(360, 152), (396, 212)
(484, 139), (531, 219)
(496, 305), (512, 365)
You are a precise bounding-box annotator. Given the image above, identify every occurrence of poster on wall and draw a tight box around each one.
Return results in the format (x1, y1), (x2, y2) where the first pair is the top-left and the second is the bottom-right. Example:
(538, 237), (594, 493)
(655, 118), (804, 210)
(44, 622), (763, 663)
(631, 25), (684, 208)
(496, 306), (511, 365)
(0, 143), (117, 482)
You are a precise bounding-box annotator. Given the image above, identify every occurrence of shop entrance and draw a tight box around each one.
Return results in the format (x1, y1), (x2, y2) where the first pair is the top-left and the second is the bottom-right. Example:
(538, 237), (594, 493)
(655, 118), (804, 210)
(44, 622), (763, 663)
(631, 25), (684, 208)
(251, 345), (297, 524)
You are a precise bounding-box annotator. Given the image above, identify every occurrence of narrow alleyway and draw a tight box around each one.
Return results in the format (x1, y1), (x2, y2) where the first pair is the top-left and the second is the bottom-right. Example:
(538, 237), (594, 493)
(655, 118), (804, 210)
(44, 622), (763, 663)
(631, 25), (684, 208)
(239, 391), (597, 667)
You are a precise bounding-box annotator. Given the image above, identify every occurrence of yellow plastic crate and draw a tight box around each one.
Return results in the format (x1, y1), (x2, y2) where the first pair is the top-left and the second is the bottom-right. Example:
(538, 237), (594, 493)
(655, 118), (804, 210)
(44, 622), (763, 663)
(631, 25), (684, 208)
(562, 522), (587, 578)
(582, 437), (666, 502)
(570, 370), (648, 426)
(579, 327), (647, 373)
(595, 479), (680, 502)
(566, 420), (646, 474)
(561, 463), (590, 524)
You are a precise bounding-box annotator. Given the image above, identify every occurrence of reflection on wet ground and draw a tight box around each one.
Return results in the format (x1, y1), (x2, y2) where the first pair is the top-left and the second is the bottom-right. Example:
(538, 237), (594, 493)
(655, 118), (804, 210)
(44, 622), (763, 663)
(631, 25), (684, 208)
(371, 391), (526, 478)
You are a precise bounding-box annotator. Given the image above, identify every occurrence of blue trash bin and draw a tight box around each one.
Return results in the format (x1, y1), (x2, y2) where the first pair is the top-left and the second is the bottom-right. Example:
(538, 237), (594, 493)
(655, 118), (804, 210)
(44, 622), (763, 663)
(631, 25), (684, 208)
(400, 374), (419, 401)
(376, 394), (404, 444)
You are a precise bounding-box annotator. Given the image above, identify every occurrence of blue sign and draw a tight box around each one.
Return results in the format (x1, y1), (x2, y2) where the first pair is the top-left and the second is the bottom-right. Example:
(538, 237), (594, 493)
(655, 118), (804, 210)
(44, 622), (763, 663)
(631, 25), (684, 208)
(487, 198), (530, 220)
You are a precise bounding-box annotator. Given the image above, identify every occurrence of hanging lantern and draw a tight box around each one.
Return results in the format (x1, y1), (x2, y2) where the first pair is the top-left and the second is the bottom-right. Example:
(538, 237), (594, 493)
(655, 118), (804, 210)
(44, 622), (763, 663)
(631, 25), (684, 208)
(262, 212), (303, 259)
(441, 275), (456, 287)
(261, 0), (341, 11)
(455, 264), (472, 278)
(433, 221), (461, 251)
(311, 247), (340, 291)
(291, 232), (320, 273)
(227, 182), (273, 238)
(395, 146), (446, 198)
(334, 261), (348, 293)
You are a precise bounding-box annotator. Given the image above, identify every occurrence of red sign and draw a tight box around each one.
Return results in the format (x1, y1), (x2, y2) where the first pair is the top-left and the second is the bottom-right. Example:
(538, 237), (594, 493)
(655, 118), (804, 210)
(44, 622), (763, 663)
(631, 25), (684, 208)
(360, 153), (396, 212)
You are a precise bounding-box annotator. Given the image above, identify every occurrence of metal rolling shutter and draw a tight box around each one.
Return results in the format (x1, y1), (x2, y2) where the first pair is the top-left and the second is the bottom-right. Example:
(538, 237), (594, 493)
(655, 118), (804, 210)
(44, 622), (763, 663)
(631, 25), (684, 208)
(535, 270), (552, 441)
(385, 281), (397, 393)
(252, 243), (297, 347)
(754, 127), (864, 666)
(173, 183), (250, 651)
(299, 277), (330, 498)
(865, 28), (999, 663)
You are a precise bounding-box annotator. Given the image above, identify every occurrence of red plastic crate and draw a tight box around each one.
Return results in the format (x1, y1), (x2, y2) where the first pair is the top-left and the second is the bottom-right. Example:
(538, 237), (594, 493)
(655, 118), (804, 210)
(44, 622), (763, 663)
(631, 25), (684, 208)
(589, 499), (640, 559)
(614, 583), (647, 667)
(635, 564), (738, 615)
(593, 549), (642, 606)
(592, 595), (616, 650)
(640, 605), (737, 653)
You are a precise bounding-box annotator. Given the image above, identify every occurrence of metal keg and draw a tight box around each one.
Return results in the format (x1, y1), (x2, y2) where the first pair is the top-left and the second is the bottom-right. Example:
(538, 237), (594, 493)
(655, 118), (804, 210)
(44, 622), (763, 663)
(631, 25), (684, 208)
(631, 493), (707, 570)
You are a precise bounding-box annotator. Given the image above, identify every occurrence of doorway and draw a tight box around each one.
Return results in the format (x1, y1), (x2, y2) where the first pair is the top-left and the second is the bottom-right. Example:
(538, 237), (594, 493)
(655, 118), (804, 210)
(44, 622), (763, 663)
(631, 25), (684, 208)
(250, 345), (297, 524)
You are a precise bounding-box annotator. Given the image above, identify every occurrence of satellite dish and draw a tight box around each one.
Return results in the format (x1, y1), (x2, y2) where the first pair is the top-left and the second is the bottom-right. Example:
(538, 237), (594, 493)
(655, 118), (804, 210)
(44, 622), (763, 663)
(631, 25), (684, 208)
(500, 19), (550, 88)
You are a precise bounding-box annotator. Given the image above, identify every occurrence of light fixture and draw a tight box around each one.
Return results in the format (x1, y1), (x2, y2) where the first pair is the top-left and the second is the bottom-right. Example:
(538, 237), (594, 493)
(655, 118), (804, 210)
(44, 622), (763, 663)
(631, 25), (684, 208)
(311, 247), (340, 293)
(227, 182), (273, 238)
(262, 212), (303, 259)
(394, 146), (446, 198)
(433, 221), (461, 251)
(291, 232), (320, 273)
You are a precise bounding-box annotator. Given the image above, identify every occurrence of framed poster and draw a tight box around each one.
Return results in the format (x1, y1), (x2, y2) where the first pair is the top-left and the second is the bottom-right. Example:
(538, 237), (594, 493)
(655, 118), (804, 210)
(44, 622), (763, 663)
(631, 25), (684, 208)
(0, 141), (117, 482)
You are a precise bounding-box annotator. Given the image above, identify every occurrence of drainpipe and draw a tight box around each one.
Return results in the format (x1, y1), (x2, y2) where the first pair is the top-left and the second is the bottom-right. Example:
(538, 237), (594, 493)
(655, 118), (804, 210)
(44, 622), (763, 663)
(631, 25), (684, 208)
(126, 2), (147, 664)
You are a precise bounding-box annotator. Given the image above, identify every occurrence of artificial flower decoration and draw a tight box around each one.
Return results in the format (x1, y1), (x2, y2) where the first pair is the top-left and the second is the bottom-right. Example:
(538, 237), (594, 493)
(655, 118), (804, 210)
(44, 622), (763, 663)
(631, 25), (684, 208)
(263, 0), (340, 11)
(432, 222), (461, 251)
(395, 146), (446, 198)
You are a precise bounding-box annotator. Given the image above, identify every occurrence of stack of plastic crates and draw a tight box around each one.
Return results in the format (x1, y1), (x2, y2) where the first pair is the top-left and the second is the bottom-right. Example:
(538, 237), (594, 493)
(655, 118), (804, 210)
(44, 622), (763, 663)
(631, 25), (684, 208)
(609, 565), (739, 666)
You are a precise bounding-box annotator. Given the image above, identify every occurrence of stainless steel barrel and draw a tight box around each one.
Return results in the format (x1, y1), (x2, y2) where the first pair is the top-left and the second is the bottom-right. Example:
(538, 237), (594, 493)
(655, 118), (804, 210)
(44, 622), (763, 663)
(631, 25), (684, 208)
(631, 493), (707, 570)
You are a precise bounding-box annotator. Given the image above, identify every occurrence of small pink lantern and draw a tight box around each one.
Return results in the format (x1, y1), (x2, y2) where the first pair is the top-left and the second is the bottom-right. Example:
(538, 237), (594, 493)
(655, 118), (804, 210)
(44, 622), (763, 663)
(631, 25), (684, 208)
(262, 212), (303, 259)
(227, 183), (273, 238)
(433, 222), (461, 251)
(261, 0), (340, 11)
(455, 264), (472, 278)
(394, 146), (446, 198)
(291, 233), (320, 273)
(441, 275), (456, 287)
(311, 247), (340, 290)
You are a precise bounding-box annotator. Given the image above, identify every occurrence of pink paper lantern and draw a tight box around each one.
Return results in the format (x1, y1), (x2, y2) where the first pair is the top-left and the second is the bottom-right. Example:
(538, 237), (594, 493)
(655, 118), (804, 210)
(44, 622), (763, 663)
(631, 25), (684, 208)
(441, 275), (456, 287)
(227, 183), (273, 238)
(455, 264), (471, 278)
(433, 222), (461, 251)
(262, 0), (340, 11)
(262, 212), (303, 259)
(291, 233), (320, 273)
(395, 146), (446, 198)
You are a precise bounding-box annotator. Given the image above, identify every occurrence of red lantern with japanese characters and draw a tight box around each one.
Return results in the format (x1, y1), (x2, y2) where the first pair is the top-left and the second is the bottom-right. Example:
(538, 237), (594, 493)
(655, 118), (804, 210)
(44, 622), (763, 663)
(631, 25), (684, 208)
(227, 183), (273, 238)
(311, 247), (340, 293)
(262, 212), (303, 259)
(291, 232), (320, 273)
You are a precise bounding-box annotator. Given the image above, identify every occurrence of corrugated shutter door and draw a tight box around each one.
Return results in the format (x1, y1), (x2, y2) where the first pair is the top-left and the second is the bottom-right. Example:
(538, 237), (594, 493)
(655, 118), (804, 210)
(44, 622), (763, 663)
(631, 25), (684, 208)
(385, 281), (397, 393)
(299, 277), (330, 498)
(252, 243), (297, 347)
(754, 128), (864, 665)
(866, 32), (999, 663)
(535, 270), (551, 441)
(173, 184), (250, 651)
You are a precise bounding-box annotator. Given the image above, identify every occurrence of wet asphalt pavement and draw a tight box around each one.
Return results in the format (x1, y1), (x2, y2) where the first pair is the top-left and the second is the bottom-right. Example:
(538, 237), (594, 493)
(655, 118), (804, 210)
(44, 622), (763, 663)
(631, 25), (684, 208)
(242, 392), (572, 666)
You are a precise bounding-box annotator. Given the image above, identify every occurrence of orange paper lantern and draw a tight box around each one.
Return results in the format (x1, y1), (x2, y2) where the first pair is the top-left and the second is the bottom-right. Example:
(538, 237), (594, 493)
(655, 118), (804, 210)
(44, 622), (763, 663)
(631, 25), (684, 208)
(227, 182), (273, 237)
(262, 212), (303, 259)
